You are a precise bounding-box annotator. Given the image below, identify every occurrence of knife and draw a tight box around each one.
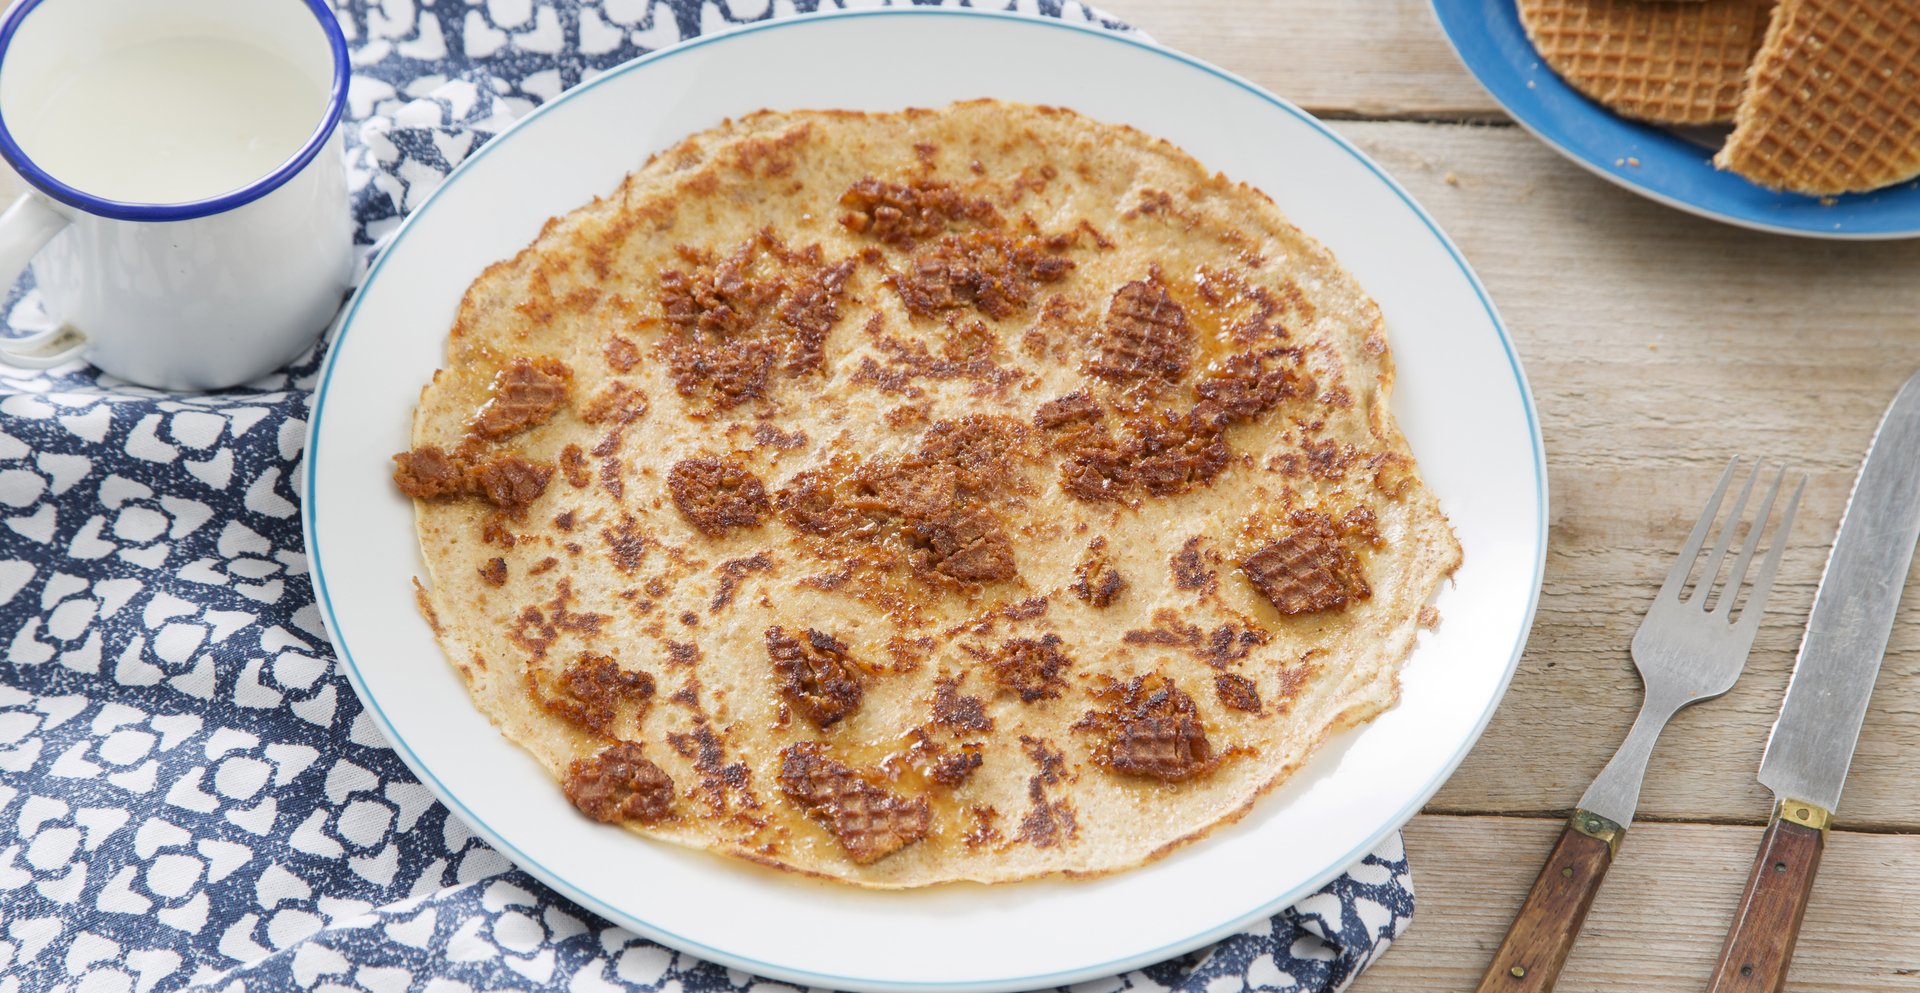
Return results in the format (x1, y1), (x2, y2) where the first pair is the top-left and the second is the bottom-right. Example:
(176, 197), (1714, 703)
(1705, 368), (1920, 993)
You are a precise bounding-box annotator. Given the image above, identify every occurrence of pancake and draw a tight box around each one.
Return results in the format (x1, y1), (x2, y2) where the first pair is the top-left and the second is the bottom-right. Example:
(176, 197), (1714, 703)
(395, 101), (1461, 887)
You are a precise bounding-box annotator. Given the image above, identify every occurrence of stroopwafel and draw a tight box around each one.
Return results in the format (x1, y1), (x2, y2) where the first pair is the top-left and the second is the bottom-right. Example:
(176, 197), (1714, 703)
(1716, 0), (1920, 194)
(1519, 0), (1779, 125)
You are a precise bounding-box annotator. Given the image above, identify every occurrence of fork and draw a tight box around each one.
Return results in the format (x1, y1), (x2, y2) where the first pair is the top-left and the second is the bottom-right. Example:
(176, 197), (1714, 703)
(1473, 457), (1804, 993)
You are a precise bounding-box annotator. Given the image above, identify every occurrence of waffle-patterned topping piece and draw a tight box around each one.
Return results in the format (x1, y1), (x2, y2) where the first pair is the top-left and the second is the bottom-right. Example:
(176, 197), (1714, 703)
(1074, 674), (1215, 782)
(1089, 280), (1194, 387)
(668, 457), (771, 537)
(779, 743), (932, 863)
(1518, 0), (1779, 125)
(839, 177), (1002, 250)
(392, 445), (470, 499)
(659, 239), (859, 409)
(564, 742), (676, 823)
(538, 652), (657, 737)
(1243, 511), (1373, 616)
(988, 634), (1076, 702)
(473, 356), (573, 440)
(888, 230), (1076, 321)
(394, 448), (556, 518)
(1717, 0), (1920, 194)
(766, 626), (865, 729)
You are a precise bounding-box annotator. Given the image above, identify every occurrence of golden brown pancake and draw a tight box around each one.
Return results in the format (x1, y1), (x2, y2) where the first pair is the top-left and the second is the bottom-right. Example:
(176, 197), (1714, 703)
(396, 101), (1460, 887)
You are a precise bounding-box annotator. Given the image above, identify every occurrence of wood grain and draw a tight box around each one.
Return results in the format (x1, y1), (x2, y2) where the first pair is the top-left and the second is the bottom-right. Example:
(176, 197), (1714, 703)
(1093, 0), (1503, 119)
(1322, 120), (1920, 831)
(1473, 824), (1614, 993)
(1708, 819), (1826, 993)
(1352, 815), (1920, 993)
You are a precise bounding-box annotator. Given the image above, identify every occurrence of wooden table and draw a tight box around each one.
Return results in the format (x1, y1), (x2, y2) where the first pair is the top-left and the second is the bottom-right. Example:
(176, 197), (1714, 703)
(1088, 0), (1920, 988)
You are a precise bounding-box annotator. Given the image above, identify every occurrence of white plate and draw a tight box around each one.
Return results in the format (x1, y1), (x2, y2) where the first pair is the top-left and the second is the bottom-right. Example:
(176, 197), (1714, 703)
(304, 10), (1546, 991)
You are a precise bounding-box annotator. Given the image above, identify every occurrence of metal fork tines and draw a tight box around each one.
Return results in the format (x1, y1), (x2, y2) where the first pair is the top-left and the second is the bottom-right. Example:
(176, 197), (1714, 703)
(1578, 457), (1806, 832)
(1473, 457), (1803, 993)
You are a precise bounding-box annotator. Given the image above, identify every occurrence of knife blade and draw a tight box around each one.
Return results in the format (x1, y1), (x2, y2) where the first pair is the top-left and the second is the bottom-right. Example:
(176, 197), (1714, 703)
(1706, 368), (1920, 993)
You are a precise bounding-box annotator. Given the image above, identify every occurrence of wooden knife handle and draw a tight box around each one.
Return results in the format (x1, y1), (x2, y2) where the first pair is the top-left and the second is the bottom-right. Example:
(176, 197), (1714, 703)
(1473, 814), (1618, 993)
(1706, 807), (1827, 993)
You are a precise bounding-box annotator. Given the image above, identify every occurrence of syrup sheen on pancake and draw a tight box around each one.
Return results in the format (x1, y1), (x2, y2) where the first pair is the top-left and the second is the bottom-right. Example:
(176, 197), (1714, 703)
(395, 101), (1461, 887)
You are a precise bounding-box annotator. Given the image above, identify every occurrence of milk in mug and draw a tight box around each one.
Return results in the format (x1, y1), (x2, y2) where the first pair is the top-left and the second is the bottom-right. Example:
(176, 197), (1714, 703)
(13, 34), (328, 204)
(0, 0), (353, 389)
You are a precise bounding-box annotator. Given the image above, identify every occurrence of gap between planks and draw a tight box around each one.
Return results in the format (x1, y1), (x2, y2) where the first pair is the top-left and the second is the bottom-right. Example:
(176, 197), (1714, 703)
(1350, 815), (1920, 993)
(1094, 0), (1505, 120)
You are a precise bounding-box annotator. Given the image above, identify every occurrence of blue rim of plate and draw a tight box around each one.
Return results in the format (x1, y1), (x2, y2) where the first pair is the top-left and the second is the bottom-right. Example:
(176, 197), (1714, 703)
(303, 8), (1549, 990)
(1429, 0), (1920, 240)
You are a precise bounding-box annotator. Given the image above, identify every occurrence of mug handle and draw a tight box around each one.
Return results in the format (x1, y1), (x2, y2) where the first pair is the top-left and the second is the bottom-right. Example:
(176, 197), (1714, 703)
(0, 192), (88, 369)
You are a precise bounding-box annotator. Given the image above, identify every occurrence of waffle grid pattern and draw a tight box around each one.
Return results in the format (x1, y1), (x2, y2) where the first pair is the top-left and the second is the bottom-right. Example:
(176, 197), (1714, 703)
(1717, 0), (1920, 194)
(1518, 0), (1778, 125)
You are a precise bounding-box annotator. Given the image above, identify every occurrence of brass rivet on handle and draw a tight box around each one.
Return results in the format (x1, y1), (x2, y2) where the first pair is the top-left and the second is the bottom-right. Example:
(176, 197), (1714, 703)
(1774, 798), (1832, 841)
(1561, 866), (1573, 877)
(1511, 966), (1526, 978)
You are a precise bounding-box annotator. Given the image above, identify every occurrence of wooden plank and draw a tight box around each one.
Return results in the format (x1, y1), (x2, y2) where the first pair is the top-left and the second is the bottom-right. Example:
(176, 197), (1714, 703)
(1467, 823), (1615, 993)
(1318, 120), (1920, 831)
(1094, 0), (1503, 119)
(1350, 814), (1920, 993)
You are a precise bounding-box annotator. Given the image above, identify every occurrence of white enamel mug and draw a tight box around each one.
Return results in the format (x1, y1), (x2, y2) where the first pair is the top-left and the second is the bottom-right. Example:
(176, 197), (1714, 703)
(0, 0), (351, 390)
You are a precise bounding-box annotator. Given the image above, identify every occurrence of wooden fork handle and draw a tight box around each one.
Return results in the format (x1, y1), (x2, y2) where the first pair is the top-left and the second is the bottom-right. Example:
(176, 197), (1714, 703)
(1473, 812), (1619, 993)
(1705, 803), (1828, 993)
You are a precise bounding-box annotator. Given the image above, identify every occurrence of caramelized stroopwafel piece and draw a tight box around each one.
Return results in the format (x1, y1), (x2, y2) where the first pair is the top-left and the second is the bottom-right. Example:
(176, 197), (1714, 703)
(1242, 512), (1371, 616)
(564, 742), (675, 824)
(1073, 673), (1215, 782)
(778, 744), (931, 863)
(766, 626), (865, 729)
(540, 653), (655, 737)
(1716, 0), (1920, 194)
(1518, 0), (1779, 124)
(471, 357), (572, 441)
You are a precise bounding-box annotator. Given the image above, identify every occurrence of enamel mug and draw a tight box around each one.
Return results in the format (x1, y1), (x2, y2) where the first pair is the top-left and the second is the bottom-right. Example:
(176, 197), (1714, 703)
(0, 0), (352, 390)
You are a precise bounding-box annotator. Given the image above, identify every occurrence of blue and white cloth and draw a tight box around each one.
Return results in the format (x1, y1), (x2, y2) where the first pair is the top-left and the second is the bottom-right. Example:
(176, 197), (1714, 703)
(0, 3), (1416, 991)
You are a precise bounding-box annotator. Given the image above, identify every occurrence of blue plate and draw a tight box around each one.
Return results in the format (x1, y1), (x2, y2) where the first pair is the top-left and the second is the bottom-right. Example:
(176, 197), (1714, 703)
(1429, 0), (1920, 239)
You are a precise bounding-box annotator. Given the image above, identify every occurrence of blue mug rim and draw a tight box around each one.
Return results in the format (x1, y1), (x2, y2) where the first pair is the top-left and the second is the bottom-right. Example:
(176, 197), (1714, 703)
(0, 0), (350, 222)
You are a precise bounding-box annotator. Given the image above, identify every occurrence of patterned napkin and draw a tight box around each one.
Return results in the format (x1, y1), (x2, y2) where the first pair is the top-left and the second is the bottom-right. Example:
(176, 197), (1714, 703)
(0, 2), (1415, 991)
